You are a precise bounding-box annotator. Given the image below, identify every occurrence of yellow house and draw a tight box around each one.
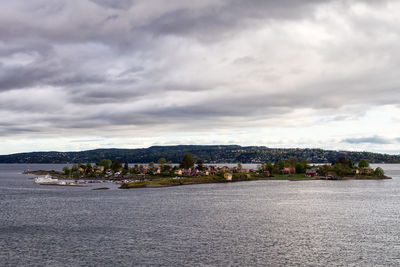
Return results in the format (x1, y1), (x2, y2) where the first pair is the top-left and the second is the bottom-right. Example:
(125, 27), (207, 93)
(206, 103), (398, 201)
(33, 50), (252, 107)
(205, 171), (209, 176)
(224, 173), (233, 181)
(174, 170), (182, 175)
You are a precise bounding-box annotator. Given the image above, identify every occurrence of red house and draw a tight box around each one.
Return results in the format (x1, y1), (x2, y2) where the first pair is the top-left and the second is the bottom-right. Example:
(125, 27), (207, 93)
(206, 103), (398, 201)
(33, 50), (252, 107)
(306, 168), (318, 177)
(281, 168), (295, 175)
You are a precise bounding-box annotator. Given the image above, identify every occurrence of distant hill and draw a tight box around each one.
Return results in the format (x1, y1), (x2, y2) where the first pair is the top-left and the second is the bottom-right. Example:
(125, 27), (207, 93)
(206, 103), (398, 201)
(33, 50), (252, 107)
(1, 145), (399, 164)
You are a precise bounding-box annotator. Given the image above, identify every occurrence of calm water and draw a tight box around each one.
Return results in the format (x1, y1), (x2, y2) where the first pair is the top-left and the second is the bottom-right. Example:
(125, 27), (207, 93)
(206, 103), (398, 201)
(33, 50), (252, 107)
(1, 164), (400, 266)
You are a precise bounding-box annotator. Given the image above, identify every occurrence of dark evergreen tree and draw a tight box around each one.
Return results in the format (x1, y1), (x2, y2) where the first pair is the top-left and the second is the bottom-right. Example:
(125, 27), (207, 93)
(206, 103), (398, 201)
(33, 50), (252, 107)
(111, 160), (122, 172)
(196, 160), (204, 171)
(180, 153), (194, 169)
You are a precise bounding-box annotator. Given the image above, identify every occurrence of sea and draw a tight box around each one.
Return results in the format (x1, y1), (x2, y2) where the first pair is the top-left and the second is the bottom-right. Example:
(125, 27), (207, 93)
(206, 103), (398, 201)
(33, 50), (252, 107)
(1, 163), (400, 266)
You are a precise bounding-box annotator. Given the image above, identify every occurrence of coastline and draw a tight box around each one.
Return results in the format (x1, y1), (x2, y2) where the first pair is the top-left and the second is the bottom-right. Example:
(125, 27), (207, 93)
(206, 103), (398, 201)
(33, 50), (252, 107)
(25, 170), (391, 190)
(117, 175), (393, 189)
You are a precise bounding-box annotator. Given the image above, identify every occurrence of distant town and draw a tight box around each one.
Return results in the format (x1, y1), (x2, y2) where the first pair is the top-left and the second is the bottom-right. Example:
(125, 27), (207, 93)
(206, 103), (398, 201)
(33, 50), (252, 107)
(26, 153), (389, 189)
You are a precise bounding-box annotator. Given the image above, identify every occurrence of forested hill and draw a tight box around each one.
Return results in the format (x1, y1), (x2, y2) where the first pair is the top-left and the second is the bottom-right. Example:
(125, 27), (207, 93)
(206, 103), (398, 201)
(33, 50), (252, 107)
(1, 145), (399, 164)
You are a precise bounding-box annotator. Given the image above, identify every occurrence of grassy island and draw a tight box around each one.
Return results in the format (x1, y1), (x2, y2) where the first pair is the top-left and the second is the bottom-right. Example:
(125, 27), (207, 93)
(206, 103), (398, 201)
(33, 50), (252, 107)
(25, 155), (390, 189)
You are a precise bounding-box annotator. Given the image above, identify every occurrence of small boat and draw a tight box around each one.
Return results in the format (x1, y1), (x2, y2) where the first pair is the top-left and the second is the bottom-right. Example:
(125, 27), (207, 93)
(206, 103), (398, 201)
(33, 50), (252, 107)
(34, 175), (59, 185)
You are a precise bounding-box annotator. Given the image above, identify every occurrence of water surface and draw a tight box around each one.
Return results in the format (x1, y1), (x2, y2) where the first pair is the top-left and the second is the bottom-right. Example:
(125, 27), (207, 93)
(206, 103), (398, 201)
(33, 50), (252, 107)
(1, 164), (400, 266)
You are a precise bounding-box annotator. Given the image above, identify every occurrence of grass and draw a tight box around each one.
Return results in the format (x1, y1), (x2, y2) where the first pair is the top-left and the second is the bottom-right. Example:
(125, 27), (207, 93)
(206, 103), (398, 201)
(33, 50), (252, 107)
(120, 173), (330, 189)
(120, 175), (259, 189)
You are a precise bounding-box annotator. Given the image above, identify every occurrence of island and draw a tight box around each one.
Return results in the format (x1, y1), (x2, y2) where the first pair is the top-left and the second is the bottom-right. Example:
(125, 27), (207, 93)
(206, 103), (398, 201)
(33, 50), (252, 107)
(25, 154), (390, 189)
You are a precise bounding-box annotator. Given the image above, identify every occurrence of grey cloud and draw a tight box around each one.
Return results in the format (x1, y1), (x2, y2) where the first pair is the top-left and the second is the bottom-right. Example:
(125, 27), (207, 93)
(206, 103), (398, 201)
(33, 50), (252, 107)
(0, 62), (106, 92)
(0, 126), (41, 137)
(137, 0), (332, 42)
(0, 0), (399, 142)
(0, 65), (55, 91)
(90, 0), (135, 10)
(342, 136), (393, 145)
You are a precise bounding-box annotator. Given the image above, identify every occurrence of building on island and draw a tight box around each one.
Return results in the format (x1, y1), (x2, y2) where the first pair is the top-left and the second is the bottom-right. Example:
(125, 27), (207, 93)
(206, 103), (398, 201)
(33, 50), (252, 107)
(281, 168), (295, 175)
(224, 173), (233, 181)
(306, 168), (318, 177)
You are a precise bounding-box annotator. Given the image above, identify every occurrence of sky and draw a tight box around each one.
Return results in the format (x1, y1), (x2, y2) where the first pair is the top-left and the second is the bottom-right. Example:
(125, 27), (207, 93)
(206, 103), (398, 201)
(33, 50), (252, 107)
(1, 0), (400, 155)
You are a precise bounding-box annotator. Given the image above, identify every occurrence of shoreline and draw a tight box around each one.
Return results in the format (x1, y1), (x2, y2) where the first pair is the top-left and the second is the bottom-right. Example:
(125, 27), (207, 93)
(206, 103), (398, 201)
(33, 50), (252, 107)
(24, 170), (391, 190)
(119, 175), (392, 189)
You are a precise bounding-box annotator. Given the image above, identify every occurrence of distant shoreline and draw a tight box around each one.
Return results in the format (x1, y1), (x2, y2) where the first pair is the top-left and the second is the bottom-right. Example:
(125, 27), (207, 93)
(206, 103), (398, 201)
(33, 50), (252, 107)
(2, 145), (400, 164)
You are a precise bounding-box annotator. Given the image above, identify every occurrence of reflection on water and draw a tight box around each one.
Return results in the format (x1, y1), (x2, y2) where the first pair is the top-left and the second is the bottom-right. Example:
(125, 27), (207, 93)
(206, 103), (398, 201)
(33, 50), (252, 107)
(1, 164), (400, 266)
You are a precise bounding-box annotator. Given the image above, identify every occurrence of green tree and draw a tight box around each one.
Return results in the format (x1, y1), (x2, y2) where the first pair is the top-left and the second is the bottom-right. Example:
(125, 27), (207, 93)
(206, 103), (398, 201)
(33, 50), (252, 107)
(158, 158), (167, 165)
(258, 162), (274, 174)
(295, 163), (306, 174)
(99, 159), (112, 170)
(162, 164), (172, 173)
(62, 166), (70, 176)
(266, 162), (274, 174)
(332, 163), (352, 177)
(288, 158), (298, 168)
(111, 160), (122, 172)
(318, 165), (332, 176)
(149, 162), (154, 167)
(274, 161), (286, 173)
(374, 167), (385, 177)
(237, 163), (242, 169)
(71, 165), (78, 176)
(196, 160), (204, 171)
(124, 162), (129, 170)
(180, 153), (194, 169)
(358, 159), (370, 168)
(334, 157), (353, 168)
(85, 163), (92, 174)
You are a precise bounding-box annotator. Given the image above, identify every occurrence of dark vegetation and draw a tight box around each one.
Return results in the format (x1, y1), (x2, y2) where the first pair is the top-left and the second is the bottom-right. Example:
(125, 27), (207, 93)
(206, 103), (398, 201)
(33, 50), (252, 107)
(2, 145), (400, 163)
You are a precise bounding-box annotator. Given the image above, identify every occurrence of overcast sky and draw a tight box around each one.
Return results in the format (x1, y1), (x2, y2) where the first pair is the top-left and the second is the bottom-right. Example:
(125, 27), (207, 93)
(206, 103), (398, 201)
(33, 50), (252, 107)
(1, 0), (400, 155)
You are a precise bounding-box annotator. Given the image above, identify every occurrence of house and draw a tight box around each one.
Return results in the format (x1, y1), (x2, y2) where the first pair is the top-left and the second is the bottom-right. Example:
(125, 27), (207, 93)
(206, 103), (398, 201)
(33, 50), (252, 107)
(174, 170), (182, 175)
(281, 168), (295, 175)
(221, 166), (229, 172)
(241, 168), (249, 173)
(306, 168), (318, 177)
(263, 171), (271, 177)
(224, 173), (233, 181)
